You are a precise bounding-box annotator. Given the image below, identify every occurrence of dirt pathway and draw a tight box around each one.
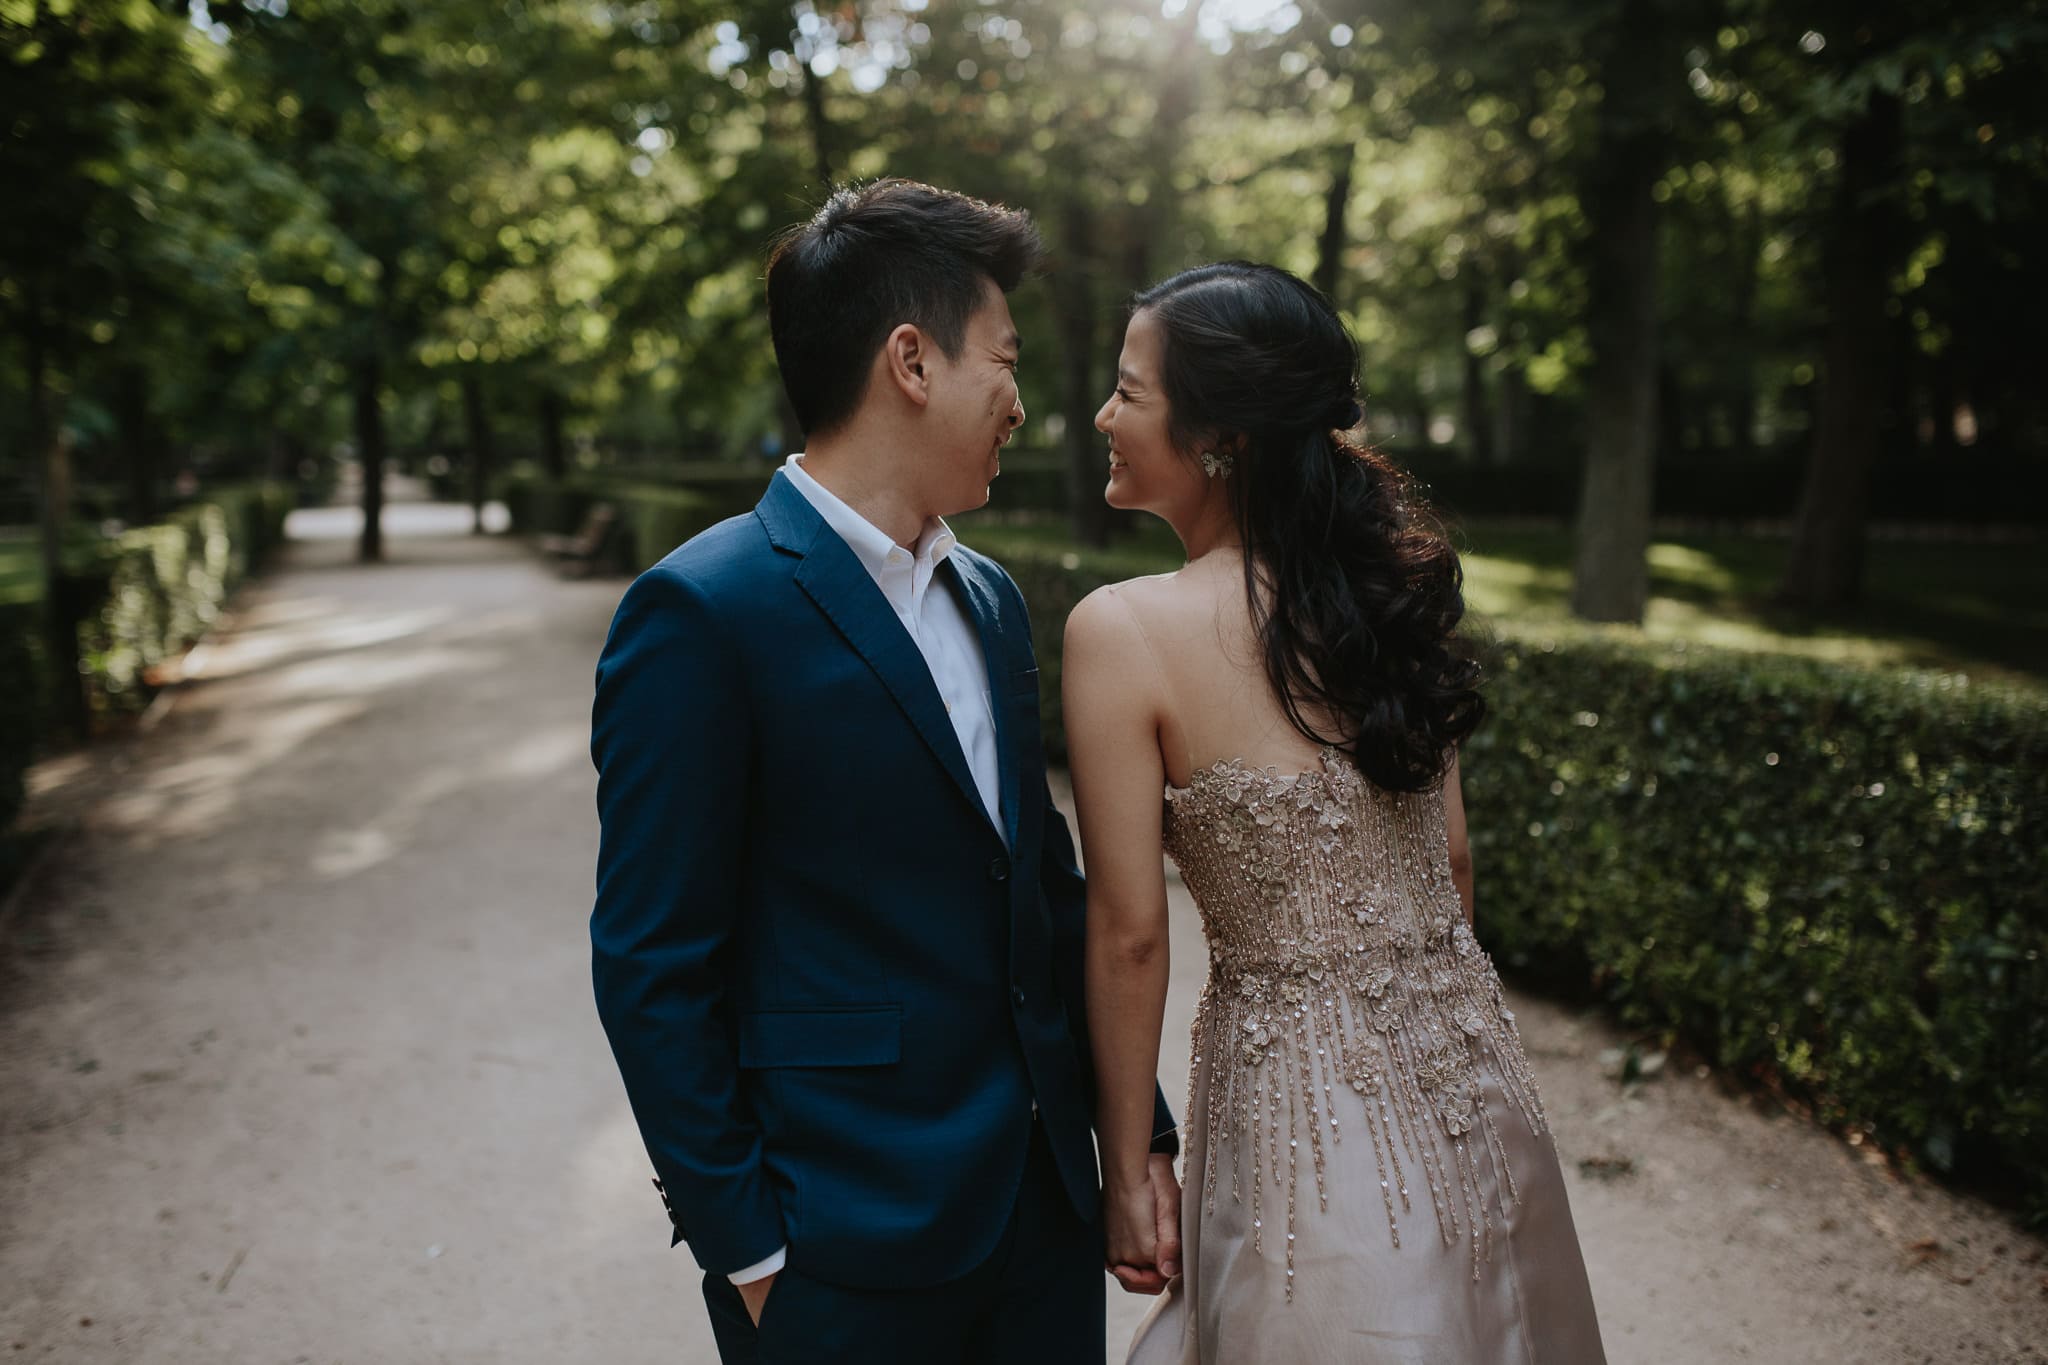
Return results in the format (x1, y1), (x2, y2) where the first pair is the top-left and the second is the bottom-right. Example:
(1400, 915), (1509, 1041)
(2, 508), (2041, 1363)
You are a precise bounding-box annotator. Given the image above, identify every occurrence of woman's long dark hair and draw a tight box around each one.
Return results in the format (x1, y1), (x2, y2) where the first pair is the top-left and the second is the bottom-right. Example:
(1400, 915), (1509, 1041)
(1131, 261), (1484, 793)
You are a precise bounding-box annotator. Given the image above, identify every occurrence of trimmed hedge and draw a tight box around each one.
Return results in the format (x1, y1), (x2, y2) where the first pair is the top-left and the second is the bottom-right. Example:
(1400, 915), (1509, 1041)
(500, 473), (606, 545)
(1459, 639), (2046, 1216)
(500, 453), (1075, 566)
(0, 600), (41, 857)
(999, 546), (2048, 1224)
(617, 487), (720, 572)
(500, 472), (724, 573)
(77, 482), (295, 710)
(1, 483), (293, 891)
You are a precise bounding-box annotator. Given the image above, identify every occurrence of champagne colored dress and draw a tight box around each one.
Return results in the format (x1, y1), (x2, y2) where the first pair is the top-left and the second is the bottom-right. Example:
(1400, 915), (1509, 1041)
(1128, 746), (1607, 1364)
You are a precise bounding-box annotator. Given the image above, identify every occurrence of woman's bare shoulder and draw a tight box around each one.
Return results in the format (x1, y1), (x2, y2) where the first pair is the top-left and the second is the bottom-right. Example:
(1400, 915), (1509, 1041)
(1102, 564), (1240, 638)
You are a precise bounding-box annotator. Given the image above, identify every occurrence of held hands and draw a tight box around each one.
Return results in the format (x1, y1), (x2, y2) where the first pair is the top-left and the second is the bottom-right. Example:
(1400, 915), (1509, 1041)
(1105, 1153), (1183, 1295)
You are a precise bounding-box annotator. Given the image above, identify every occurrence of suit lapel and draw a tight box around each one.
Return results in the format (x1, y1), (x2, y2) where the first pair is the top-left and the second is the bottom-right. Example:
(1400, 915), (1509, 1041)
(942, 555), (1022, 853)
(763, 474), (1001, 842)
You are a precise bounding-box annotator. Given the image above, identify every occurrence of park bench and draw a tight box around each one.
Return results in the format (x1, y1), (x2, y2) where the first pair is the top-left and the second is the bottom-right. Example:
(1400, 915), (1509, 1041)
(537, 500), (620, 577)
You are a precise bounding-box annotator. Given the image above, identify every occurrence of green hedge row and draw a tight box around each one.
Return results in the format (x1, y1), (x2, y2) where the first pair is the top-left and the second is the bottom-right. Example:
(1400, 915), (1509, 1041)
(500, 453), (1075, 553)
(1, 483), (293, 889)
(1001, 549), (2048, 1224)
(0, 599), (42, 875)
(499, 472), (725, 573)
(73, 483), (295, 709)
(1466, 641), (2045, 1215)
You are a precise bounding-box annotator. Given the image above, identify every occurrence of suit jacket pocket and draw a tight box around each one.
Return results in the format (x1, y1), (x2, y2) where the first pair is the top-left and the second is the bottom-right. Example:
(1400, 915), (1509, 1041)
(737, 1005), (902, 1068)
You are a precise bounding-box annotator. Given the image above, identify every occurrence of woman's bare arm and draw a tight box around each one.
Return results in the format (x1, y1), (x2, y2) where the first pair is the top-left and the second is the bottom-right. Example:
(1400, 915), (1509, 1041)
(1065, 586), (1175, 1279)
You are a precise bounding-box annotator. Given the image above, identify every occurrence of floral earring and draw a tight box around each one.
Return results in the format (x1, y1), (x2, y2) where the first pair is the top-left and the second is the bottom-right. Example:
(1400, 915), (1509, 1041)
(1199, 450), (1236, 479)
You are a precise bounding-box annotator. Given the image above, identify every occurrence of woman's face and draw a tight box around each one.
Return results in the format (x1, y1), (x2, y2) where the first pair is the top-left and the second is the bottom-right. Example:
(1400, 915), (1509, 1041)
(1094, 308), (1207, 515)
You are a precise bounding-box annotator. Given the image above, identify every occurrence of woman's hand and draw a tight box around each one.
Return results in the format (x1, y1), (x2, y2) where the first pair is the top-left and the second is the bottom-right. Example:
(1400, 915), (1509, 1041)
(1104, 1174), (1163, 1293)
(1105, 1154), (1182, 1294)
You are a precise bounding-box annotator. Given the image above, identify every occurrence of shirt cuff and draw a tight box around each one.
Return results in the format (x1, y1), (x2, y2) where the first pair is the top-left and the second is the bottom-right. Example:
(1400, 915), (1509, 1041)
(728, 1246), (787, 1285)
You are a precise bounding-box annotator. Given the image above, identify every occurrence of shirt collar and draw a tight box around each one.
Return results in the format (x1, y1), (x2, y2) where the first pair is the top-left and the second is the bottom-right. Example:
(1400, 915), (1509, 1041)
(783, 453), (956, 579)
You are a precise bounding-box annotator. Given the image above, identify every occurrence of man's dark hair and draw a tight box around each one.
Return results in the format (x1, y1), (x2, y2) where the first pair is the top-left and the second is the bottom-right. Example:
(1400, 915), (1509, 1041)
(765, 179), (1044, 436)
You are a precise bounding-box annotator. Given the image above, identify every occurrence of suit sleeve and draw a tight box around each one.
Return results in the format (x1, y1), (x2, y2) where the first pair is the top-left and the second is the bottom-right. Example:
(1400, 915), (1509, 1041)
(590, 566), (785, 1273)
(1007, 570), (1181, 1160)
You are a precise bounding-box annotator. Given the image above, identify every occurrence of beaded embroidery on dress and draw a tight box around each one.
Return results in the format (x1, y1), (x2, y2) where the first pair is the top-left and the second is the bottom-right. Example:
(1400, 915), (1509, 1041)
(1127, 746), (1607, 1365)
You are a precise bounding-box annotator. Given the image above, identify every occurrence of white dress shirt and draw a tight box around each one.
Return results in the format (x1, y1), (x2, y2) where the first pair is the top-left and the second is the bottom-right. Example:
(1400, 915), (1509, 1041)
(727, 454), (1005, 1287)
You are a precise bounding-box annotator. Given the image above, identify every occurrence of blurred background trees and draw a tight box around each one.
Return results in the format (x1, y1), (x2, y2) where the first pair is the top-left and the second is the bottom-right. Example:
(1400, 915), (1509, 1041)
(5, 0), (2044, 600)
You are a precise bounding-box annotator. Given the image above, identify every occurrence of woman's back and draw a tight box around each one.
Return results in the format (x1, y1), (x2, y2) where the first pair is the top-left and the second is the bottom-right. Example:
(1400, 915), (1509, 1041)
(1094, 552), (1333, 791)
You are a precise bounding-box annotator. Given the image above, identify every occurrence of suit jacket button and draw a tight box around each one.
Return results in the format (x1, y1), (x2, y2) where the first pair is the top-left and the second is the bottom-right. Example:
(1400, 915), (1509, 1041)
(987, 857), (1010, 882)
(1012, 985), (1027, 1007)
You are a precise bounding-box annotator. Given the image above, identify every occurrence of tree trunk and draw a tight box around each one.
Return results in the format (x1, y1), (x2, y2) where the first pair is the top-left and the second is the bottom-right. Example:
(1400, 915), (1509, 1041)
(1408, 395), (1431, 451)
(1658, 361), (1684, 463)
(1313, 142), (1355, 306)
(462, 372), (494, 534)
(1492, 364), (1529, 466)
(354, 354), (386, 562)
(1460, 281), (1494, 465)
(1779, 93), (1904, 610)
(118, 361), (156, 525)
(29, 320), (88, 735)
(265, 430), (290, 483)
(1730, 196), (1762, 459)
(1121, 10), (1200, 297)
(539, 389), (568, 480)
(800, 66), (833, 185)
(1927, 351), (1959, 459)
(1569, 6), (1664, 624)
(1054, 193), (1111, 549)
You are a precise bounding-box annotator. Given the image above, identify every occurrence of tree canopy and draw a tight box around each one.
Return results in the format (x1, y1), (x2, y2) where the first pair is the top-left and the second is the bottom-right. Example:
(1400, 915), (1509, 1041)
(5, 0), (2043, 600)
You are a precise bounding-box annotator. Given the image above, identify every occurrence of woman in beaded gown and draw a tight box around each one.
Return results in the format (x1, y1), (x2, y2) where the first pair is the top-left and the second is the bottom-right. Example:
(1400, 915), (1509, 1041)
(1064, 263), (1605, 1363)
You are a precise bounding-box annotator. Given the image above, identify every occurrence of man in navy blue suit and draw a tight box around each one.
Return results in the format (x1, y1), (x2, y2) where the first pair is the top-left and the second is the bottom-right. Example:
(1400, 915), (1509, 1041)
(590, 180), (1180, 1363)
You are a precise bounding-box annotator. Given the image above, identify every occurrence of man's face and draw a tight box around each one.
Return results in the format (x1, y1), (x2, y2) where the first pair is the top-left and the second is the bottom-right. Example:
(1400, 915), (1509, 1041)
(921, 278), (1024, 516)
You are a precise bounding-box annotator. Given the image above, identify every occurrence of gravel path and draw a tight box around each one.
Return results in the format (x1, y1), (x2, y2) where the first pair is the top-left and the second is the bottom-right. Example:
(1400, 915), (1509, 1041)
(2, 505), (2042, 1363)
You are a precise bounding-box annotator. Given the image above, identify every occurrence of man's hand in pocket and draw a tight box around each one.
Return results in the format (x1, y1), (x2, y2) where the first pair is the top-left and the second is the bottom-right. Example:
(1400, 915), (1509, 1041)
(738, 1271), (777, 1326)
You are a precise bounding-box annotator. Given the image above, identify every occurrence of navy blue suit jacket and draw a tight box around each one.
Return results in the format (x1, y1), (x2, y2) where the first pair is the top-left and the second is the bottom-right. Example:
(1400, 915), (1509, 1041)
(590, 471), (1175, 1290)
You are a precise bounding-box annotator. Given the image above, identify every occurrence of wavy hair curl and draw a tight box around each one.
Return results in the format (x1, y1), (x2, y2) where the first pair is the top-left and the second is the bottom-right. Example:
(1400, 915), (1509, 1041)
(1131, 261), (1484, 792)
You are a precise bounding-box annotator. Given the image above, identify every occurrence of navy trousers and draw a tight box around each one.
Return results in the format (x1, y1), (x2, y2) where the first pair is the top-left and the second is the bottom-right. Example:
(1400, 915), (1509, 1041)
(701, 1118), (1106, 1365)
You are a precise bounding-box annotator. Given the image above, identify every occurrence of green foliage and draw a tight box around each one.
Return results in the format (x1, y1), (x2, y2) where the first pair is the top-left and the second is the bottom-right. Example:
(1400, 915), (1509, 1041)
(997, 543), (2048, 1222)
(500, 470), (605, 542)
(499, 471), (729, 572)
(0, 599), (42, 845)
(615, 486), (721, 572)
(1462, 637), (2047, 1220)
(0, 483), (289, 895)
(77, 482), (293, 711)
(502, 454), (1078, 576)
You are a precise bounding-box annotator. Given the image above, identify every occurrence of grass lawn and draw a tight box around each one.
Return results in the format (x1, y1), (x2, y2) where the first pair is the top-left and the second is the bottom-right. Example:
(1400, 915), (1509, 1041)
(952, 509), (2048, 686)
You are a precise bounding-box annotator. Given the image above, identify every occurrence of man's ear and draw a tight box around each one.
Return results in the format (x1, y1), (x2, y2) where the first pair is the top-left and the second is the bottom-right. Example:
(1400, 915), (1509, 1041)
(883, 323), (930, 407)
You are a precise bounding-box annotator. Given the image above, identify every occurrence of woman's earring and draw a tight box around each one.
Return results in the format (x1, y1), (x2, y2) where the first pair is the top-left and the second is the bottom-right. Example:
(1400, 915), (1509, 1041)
(1199, 450), (1236, 479)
